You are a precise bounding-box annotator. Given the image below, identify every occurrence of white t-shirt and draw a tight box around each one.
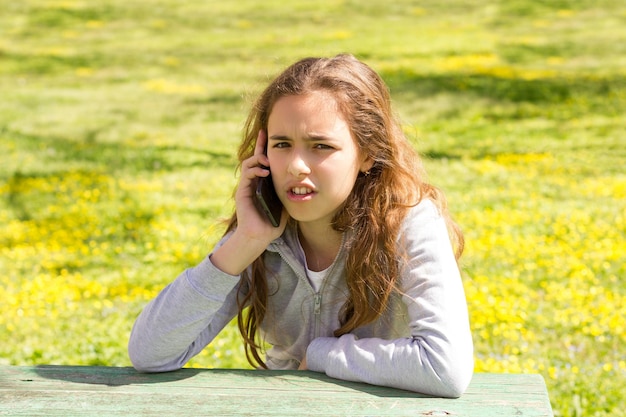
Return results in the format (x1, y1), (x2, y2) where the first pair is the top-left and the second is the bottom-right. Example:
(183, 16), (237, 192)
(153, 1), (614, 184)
(305, 266), (329, 292)
(297, 236), (331, 292)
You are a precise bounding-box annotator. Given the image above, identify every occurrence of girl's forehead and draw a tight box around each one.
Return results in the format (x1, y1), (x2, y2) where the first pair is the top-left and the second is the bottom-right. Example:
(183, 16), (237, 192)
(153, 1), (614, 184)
(269, 91), (345, 121)
(267, 92), (359, 147)
(270, 93), (344, 123)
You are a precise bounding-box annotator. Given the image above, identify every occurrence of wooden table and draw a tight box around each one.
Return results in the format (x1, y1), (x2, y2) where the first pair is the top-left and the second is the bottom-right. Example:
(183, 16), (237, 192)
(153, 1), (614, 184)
(0, 366), (553, 416)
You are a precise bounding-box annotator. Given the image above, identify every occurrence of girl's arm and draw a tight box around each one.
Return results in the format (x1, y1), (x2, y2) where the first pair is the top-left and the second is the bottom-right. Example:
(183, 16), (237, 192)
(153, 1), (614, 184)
(128, 224), (277, 372)
(127, 248), (243, 372)
(305, 200), (474, 397)
(129, 130), (287, 372)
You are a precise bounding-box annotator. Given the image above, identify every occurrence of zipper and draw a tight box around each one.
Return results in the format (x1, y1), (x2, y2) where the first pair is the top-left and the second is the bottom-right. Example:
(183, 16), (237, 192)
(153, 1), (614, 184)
(276, 248), (321, 339)
(274, 233), (346, 339)
(311, 234), (345, 337)
(314, 293), (322, 315)
(313, 292), (322, 339)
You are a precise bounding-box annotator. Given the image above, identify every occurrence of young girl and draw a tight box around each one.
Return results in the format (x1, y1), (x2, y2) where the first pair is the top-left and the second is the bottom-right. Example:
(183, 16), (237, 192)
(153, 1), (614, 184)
(128, 54), (474, 397)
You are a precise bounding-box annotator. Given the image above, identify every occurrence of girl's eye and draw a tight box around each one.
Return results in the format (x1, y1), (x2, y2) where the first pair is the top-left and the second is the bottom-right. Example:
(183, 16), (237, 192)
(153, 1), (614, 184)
(273, 142), (290, 149)
(314, 143), (333, 150)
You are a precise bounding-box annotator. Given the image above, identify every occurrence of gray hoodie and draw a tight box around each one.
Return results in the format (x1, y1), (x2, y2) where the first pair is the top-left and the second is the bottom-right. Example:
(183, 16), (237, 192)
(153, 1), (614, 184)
(128, 199), (474, 397)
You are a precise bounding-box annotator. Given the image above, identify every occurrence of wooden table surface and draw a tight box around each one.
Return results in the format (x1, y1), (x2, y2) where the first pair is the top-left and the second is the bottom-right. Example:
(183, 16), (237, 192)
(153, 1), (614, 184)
(0, 366), (553, 416)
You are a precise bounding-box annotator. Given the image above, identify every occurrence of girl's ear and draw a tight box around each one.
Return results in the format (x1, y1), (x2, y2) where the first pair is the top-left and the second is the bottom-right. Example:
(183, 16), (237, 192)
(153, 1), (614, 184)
(360, 157), (374, 175)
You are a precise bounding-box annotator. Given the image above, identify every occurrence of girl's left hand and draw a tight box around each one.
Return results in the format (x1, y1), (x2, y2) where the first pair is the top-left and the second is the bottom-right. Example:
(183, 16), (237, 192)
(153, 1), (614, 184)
(298, 356), (307, 370)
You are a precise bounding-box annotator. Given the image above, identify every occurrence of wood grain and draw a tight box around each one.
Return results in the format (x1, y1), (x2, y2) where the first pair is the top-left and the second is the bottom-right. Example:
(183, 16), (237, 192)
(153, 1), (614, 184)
(0, 366), (553, 416)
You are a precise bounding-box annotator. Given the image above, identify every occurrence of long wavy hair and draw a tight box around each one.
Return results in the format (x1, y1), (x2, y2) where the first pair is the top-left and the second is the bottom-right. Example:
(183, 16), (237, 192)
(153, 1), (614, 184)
(225, 54), (464, 368)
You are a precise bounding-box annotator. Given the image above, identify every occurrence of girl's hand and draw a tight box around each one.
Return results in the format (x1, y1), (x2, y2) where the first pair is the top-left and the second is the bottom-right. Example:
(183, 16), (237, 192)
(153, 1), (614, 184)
(298, 356), (308, 370)
(233, 129), (287, 244)
(210, 130), (287, 276)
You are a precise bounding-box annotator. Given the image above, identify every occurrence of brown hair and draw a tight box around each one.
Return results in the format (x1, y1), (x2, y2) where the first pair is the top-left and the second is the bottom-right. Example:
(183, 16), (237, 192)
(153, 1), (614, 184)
(226, 54), (463, 368)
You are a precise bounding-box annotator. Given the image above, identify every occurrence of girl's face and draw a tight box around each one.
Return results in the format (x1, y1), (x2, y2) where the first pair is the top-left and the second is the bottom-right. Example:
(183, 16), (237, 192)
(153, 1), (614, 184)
(267, 91), (372, 229)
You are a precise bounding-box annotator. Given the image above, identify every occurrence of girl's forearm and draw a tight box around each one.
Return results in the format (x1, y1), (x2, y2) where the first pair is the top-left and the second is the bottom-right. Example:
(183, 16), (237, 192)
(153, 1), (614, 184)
(209, 230), (270, 276)
(128, 255), (241, 372)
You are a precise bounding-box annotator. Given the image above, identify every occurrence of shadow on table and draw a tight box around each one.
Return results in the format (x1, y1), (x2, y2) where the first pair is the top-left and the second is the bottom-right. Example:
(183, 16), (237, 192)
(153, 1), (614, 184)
(213, 369), (434, 399)
(33, 366), (434, 398)
(33, 365), (200, 387)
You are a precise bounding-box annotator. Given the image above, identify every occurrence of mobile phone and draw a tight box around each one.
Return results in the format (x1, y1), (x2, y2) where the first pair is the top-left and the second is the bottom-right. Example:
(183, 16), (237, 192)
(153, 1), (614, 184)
(255, 172), (283, 227)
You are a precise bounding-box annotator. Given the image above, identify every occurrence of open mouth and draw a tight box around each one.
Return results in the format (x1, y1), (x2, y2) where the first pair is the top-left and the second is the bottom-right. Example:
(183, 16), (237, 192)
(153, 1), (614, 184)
(291, 187), (313, 195)
(288, 186), (316, 201)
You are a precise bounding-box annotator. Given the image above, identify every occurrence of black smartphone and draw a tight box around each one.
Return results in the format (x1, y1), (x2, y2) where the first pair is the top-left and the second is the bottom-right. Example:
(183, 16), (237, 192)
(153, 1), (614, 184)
(255, 172), (283, 227)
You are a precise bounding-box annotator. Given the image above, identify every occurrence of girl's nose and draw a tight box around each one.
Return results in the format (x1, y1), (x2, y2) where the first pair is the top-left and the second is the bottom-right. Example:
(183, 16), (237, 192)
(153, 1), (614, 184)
(287, 152), (311, 178)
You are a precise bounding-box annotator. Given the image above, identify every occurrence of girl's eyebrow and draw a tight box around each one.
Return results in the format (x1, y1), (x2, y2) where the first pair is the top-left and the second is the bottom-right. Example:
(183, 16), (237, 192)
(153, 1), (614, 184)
(268, 135), (290, 141)
(307, 134), (332, 142)
(268, 134), (333, 142)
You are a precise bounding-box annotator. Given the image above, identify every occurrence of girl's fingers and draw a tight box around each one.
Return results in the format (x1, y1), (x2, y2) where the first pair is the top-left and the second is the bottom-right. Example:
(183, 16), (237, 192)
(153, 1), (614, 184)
(243, 165), (269, 180)
(242, 152), (270, 177)
(254, 129), (268, 158)
(241, 130), (269, 179)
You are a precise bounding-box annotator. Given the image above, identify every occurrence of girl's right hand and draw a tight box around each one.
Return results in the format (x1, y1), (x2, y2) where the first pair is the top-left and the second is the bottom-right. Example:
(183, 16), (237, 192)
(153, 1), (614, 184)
(233, 129), (287, 244)
(210, 130), (287, 276)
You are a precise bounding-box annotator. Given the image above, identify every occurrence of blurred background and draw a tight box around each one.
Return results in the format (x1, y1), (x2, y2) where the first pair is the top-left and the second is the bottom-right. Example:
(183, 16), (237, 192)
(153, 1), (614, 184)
(1, 1), (624, 416)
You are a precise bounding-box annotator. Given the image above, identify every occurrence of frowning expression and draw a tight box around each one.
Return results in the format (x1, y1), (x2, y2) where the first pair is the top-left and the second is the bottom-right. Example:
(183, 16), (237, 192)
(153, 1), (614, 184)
(267, 91), (371, 228)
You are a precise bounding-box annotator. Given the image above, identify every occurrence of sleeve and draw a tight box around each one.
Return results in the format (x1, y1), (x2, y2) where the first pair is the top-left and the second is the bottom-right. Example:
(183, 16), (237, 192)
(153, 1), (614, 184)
(128, 239), (244, 372)
(306, 200), (474, 397)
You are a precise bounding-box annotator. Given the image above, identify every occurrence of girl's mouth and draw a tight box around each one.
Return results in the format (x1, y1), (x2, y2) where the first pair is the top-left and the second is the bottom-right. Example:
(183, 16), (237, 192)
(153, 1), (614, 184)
(292, 187), (313, 195)
(288, 186), (316, 201)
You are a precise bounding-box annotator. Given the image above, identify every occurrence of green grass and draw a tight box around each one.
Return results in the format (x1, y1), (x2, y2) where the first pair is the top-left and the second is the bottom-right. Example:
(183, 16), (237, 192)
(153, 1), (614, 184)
(1, 1), (625, 416)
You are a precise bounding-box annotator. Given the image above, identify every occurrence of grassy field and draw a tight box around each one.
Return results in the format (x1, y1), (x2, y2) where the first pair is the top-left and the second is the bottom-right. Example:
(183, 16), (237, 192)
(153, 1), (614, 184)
(1, 1), (625, 415)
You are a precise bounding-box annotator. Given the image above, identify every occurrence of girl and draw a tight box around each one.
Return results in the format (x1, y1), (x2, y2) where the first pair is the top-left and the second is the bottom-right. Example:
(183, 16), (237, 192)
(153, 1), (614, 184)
(128, 54), (474, 398)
